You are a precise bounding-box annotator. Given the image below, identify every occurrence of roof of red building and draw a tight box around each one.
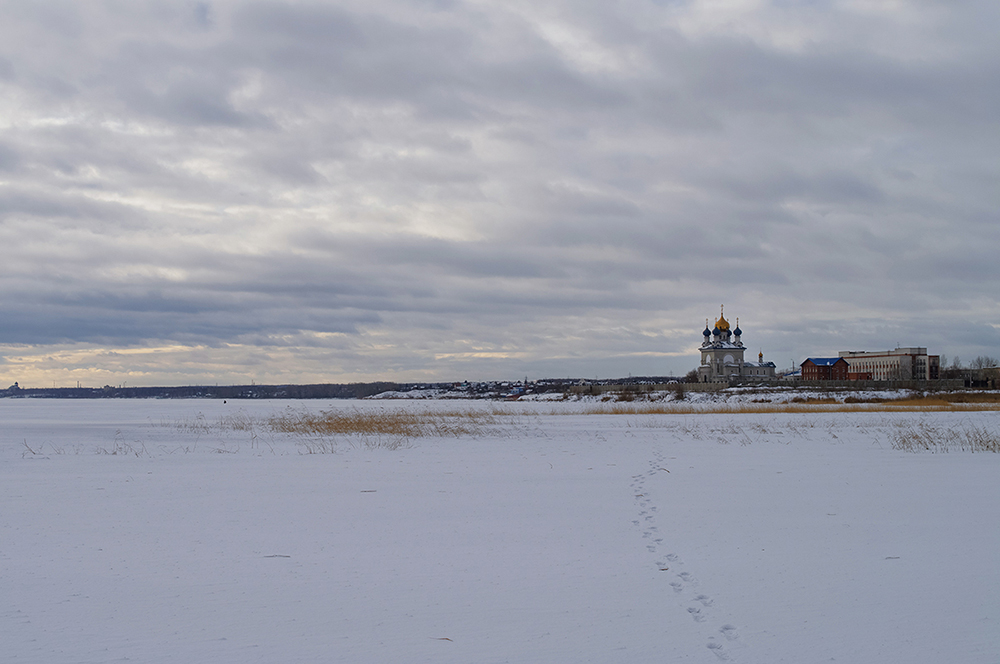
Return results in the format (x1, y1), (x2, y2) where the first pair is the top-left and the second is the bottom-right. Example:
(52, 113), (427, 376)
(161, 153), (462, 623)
(802, 357), (848, 366)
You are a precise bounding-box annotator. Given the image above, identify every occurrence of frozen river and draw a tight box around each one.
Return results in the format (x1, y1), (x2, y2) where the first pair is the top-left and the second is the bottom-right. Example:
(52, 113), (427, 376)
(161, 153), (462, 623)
(2, 399), (998, 663)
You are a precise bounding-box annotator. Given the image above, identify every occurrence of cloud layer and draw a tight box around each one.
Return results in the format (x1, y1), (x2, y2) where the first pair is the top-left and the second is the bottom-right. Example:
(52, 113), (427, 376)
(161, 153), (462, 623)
(1, 0), (998, 385)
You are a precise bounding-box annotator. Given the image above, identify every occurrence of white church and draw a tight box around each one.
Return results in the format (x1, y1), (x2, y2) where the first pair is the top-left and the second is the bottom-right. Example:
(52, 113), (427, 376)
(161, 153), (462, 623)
(696, 306), (777, 383)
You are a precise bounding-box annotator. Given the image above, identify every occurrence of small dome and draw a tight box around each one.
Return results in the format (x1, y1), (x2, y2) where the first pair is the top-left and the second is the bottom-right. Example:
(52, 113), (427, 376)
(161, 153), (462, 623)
(703, 327), (711, 337)
(713, 326), (721, 336)
(734, 326), (742, 336)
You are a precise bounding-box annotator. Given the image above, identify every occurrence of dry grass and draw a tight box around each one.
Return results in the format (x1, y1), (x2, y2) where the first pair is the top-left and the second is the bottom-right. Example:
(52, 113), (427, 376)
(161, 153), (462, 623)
(267, 406), (519, 437)
(271, 406), (525, 451)
(165, 401), (999, 454)
(846, 391), (1000, 406)
(569, 400), (1000, 415)
(926, 391), (1000, 403)
(889, 421), (1000, 452)
(170, 406), (527, 451)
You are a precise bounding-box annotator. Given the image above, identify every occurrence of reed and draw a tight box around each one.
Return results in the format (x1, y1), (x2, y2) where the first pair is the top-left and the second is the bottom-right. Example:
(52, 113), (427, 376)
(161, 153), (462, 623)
(169, 402), (999, 455)
(889, 421), (1000, 452)
(568, 400), (1000, 415)
(266, 406), (522, 439)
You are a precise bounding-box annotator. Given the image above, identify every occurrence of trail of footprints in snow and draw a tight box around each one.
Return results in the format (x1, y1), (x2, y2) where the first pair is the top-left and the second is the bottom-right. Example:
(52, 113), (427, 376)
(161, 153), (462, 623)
(630, 450), (741, 661)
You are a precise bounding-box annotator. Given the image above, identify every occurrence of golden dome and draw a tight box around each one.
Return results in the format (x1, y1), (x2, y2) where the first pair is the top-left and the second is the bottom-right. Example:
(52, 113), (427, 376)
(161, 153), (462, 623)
(715, 305), (730, 331)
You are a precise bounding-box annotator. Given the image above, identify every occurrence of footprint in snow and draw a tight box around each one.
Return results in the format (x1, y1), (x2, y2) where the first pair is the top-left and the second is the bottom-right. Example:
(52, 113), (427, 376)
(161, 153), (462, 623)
(687, 606), (706, 622)
(719, 624), (739, 641)
(707, 641), (729, 660)
(694, 594), (714, 606)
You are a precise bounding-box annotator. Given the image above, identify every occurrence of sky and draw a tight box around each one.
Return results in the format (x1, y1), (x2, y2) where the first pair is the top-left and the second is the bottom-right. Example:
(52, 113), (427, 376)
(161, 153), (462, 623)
(0, 0), (998, 387)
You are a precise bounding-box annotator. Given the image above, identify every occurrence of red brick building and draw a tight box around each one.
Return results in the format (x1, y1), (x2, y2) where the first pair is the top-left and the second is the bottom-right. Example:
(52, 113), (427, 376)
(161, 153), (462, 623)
(801, 357), (850, 380)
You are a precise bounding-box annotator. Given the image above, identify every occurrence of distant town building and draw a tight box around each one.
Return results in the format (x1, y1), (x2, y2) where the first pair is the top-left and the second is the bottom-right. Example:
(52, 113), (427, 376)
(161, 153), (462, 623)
(697, 306), (776, 383)
(801, 357), (850, 381)
(838, 347), (940, 381)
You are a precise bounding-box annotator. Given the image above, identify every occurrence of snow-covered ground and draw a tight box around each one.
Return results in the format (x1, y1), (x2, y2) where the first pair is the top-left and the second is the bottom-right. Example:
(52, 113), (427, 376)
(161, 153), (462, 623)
(2, 399), (998, 663)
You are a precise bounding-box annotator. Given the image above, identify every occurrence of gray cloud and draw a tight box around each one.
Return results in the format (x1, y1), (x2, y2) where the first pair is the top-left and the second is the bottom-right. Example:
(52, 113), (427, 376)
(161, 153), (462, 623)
(0, 0), (996, 385)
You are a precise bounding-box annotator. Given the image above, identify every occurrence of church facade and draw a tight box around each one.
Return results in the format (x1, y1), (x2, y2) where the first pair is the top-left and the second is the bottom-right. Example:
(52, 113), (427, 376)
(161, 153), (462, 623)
(696, 306), (776, 383)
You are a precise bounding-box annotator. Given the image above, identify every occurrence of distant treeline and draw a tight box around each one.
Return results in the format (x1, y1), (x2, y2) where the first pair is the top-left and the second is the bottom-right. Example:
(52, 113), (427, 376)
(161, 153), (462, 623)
(0, 382), (400, 400)
(0, 376), (686, 400)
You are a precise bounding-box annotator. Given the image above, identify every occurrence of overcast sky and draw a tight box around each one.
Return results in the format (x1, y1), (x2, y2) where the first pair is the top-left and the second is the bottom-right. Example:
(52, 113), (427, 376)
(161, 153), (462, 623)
(0, 0), (997, 387)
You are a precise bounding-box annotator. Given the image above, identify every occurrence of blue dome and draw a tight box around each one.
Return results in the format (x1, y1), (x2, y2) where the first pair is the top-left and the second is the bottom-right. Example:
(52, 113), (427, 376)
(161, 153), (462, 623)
(703, 327), (711, 337)
(712, 326), (721, 335)
(734, 326), (742, 336)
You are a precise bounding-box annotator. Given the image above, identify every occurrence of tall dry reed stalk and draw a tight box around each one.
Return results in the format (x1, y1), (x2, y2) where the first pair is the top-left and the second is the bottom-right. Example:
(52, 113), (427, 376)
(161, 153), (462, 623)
(889, 421), (1000, 452)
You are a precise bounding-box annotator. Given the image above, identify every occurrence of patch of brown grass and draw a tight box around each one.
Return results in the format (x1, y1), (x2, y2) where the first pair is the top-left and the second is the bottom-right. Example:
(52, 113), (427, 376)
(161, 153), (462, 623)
(881, 397), (952, 408)
(571, 401), (1000, 415)
(790, 397), (839, 404)
(850, 392), (1000, 407)
(266, 406), (520, 439)
(168, 406), (524, 452)
(933, 391), (1000, 403)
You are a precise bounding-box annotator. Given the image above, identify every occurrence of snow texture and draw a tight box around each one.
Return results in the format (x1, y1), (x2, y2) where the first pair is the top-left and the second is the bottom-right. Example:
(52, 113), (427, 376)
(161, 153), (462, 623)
(2, 399), (999, 663)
